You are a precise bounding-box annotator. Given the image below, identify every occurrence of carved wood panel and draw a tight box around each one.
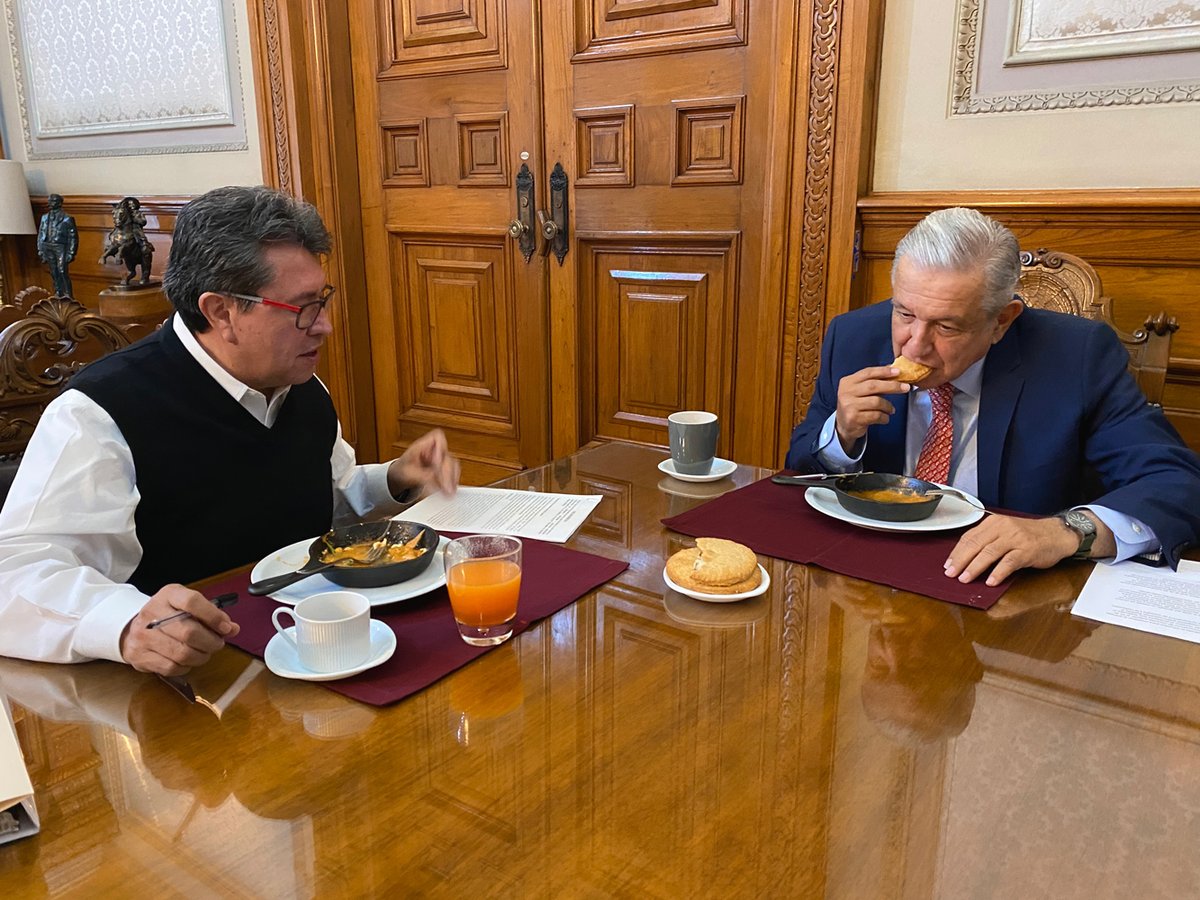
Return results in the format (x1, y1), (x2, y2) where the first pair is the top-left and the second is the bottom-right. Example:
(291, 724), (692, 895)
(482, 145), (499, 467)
(579, 235), (736, 448)
(573, 0), (746, 60)
(393, 233), (517, 437)
(378, 0), (507, 78)
(672, 96), (744, 185)
(574, 105), (635, 187)
(381, 119), (431, 187)
(455, 112), (510, 186)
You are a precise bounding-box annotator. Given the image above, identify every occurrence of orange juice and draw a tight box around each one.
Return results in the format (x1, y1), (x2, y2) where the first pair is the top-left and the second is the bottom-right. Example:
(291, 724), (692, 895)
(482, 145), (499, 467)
(447, 559), (521, 627)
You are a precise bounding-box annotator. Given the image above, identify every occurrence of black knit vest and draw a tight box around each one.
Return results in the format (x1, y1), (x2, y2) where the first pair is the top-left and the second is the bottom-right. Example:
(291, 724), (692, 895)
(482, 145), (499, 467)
(71, 325), (336, 594)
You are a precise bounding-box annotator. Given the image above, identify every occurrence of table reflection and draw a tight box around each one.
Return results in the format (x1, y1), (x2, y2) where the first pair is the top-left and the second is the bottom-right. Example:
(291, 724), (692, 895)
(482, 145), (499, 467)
(3, 443), (1200, 898)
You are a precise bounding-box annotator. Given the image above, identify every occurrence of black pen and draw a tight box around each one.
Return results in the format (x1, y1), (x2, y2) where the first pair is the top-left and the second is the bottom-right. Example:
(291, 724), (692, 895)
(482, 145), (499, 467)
(145, 592), (238, 630)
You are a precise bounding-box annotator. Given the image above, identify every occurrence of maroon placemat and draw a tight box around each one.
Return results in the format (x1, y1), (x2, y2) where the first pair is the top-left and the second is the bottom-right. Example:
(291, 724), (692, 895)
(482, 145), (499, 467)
(213, 539), (627, 705)
(661, 475), (1010, 609)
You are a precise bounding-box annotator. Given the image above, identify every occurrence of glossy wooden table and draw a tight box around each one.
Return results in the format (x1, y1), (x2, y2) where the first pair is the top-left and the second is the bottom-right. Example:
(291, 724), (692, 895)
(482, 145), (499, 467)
(3, 442), (1200, 898)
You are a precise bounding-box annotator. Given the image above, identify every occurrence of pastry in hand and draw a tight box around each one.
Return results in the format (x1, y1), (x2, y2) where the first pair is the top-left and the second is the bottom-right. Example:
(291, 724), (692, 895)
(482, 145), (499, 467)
(666, 538), (761, 594)
(891, 355), (932, 384)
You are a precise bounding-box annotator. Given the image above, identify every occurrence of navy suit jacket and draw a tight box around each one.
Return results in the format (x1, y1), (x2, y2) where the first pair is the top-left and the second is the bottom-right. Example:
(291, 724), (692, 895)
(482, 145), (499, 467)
(786, 301), (1200, 567)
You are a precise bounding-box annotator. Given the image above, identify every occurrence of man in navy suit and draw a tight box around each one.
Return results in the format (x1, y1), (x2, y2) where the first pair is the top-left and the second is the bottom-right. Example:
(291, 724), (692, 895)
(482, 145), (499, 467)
(787, 208), (1200, 585)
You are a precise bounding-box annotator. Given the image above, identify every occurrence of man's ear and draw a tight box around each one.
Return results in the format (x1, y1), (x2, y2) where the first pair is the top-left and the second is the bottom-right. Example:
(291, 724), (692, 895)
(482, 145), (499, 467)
(197, 291), (238, 343)
(991, 298), (1024, 343)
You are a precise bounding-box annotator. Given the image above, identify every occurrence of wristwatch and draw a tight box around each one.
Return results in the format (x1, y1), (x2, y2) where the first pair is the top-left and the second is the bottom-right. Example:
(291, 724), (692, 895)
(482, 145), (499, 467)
(1056, 509), (1097, 559)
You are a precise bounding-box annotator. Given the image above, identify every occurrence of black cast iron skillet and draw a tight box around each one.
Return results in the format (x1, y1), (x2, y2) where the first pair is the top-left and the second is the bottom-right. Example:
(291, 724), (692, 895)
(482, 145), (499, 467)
(248, 520), (440, 595)
(829, 473), (943, 522)
(773, 472), (945, 522)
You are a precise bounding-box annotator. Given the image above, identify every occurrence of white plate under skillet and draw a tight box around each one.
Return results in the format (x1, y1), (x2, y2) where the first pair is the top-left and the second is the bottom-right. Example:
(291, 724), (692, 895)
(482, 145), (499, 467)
(251, 535), (450, 606)
(803, 484), (985, 533)
(657, 457), (738, 483)
(662, 564), (771, 603)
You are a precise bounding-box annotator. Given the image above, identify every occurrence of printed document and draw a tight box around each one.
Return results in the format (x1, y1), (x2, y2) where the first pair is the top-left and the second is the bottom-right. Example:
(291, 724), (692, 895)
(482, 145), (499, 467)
(1072, 559), (1200, 644)
(402, 487), (603, 543)
(0, 696), (39, 844)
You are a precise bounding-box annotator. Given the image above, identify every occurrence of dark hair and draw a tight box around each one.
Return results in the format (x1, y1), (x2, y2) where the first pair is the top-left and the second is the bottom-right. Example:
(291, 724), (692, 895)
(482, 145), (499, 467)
(164, 185), (332, 332)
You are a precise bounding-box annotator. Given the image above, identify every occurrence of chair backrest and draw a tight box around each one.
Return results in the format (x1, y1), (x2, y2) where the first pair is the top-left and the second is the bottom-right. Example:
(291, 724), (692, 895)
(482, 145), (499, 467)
(1017, 248), (1178, 406)
(0, 293), (131, 476)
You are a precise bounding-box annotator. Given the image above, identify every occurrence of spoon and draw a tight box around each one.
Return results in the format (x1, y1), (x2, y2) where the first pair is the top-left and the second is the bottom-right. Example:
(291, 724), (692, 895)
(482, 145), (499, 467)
(247, 540), (388, 596)
(771, 472), (875, 486)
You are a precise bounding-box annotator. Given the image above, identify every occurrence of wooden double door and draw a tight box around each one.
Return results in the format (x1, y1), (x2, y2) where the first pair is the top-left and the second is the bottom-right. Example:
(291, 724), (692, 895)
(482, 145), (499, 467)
(350, 1), (804, 482)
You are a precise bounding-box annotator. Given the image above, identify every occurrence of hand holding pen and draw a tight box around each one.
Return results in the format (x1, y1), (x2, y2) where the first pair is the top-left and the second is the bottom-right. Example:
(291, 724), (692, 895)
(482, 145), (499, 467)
(120, 585), (242, 677)
(146, 592), (238, 629)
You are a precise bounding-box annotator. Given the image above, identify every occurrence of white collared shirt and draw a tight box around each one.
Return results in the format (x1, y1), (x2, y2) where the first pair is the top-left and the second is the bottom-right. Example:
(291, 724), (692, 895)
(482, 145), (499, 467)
(815, 355), (1157, 561)
(0, 315), (406, 665)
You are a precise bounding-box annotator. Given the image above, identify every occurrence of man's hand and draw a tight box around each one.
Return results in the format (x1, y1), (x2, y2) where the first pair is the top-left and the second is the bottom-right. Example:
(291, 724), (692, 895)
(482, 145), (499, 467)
(834, 365), (911, 452)
(387, 428), (460, 500)
(119, 585), (240, 676)
(944, 512), (1115, 587)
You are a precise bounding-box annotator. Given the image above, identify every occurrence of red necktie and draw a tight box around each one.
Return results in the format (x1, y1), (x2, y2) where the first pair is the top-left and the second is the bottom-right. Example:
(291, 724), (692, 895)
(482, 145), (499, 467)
(915, 383), (955, 484)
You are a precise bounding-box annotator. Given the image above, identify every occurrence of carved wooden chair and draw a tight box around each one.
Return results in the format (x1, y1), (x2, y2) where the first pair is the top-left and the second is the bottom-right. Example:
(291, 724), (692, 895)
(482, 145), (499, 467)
(1017, 248), (1178, 406)
(0, 291), (131, 504)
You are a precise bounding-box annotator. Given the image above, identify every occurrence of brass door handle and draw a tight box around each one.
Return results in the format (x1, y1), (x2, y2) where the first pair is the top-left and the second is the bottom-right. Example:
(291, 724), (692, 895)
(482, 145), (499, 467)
(512, 163), (536, 262)
(542, 162), (569, 265)
(537, 209), (560, 256)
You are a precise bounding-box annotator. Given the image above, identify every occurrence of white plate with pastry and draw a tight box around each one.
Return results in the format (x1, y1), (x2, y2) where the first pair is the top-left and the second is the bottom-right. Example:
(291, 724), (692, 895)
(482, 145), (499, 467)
(663, 564), (770, 603)
(662, 537), (770, 603)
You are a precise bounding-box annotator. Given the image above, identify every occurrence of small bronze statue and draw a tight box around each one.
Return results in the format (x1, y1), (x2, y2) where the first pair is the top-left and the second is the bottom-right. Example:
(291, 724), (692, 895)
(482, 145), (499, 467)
(37, 194), (78, 297)
(99, 196), (156, 286)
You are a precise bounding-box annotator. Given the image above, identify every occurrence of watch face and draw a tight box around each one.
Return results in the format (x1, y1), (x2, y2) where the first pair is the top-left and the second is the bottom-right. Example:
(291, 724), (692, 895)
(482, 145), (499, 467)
(1064, 510), (1096, 535)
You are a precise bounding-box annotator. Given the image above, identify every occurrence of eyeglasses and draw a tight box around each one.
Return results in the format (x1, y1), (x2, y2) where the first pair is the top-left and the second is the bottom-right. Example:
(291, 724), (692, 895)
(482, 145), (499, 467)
(223, 284), (336, 330)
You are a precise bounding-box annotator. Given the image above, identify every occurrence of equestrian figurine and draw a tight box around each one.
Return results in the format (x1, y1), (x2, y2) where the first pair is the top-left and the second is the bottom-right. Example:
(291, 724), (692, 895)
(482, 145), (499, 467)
(99, 196), (156, 286)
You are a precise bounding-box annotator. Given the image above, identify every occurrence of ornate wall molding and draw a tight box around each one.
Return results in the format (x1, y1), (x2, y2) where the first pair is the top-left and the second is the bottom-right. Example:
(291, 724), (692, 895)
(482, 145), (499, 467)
(953, 0), (1200, 115)
(260, 0), (294, 195)
(792, 0), (841, 425)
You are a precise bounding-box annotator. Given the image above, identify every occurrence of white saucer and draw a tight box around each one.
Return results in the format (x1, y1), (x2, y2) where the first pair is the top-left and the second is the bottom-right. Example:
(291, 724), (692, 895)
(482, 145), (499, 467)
(252, 535), (449, 606)
(662, 564), (771, 603)
(803, 485), (985, 533)
(658, 457), (737, 483)
(264, 620), (396, 682)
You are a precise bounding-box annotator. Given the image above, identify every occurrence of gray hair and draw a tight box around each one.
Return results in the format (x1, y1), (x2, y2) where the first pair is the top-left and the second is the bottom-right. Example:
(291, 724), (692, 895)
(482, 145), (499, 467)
(164, 185), (332, 333)
(892, 207), (1021, 316)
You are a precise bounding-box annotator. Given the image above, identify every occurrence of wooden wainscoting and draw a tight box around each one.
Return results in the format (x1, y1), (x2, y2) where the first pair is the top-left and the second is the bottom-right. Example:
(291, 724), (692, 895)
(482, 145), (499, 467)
(856, 191), (1200, 448)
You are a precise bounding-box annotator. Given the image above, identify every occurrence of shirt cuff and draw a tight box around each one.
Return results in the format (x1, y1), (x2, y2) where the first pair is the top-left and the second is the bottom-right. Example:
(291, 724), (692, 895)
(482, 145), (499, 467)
(368, 462), (414, 517)
(73, 586), (153, 663)
(815, 412), (865, 472)
(1082, 504), (1160, 563)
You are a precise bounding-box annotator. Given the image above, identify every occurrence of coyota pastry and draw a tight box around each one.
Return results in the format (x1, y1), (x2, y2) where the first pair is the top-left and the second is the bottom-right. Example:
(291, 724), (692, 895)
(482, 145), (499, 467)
(892, 355), (932, 384)
(666, 538), (761, 595)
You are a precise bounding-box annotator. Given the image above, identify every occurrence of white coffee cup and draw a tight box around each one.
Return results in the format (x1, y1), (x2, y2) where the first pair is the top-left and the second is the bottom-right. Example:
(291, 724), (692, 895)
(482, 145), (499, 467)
(271, 591), (371, 673)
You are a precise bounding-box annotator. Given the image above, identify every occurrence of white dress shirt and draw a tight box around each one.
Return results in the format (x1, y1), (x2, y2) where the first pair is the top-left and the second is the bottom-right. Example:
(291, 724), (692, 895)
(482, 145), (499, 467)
(814, 356), (1158, 561)
(0, 315), (406, 665)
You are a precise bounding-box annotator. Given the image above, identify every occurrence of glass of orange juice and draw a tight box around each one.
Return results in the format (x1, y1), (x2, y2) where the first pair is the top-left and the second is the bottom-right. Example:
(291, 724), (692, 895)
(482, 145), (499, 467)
(444, 535), (522, 646)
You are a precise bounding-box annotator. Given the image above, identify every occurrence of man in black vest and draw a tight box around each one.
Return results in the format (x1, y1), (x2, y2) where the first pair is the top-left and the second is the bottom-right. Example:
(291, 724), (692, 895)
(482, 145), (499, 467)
(0, 186), (458, 675)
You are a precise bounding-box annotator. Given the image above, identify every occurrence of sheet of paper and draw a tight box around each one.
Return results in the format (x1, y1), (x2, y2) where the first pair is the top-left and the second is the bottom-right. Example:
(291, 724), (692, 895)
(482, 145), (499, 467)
(1072, 559), (1200, 644)
(0, 695), (39, 844)
(401, 487), (603, 543)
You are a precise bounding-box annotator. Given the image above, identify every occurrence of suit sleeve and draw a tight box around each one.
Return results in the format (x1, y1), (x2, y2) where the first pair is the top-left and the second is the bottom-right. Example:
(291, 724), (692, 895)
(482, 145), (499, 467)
(785, 318), (843, 471)
(1081, 326), (1200, 567)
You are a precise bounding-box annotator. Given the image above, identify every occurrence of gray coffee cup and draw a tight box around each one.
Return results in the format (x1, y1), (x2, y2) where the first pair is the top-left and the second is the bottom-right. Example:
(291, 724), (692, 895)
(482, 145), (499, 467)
(668, 411), (719, 475)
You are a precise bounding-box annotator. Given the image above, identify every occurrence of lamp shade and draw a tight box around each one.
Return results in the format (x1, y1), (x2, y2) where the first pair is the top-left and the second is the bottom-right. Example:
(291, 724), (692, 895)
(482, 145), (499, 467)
(0, 160), (36, 235)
